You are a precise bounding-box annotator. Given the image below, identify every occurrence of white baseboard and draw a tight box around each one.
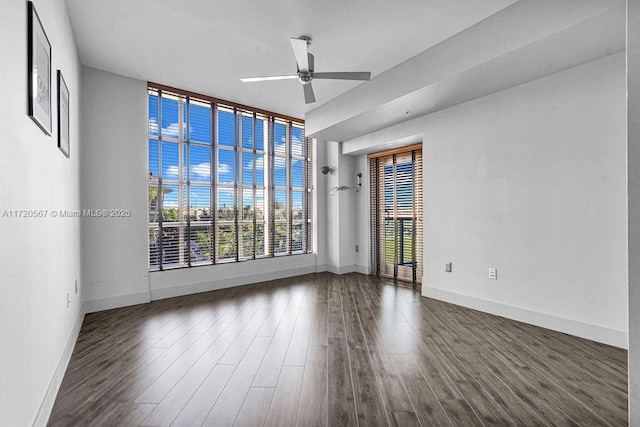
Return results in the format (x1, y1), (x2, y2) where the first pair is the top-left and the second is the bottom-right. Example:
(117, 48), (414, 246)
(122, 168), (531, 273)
(32, 304), (85, 427)
(355, 264), (371, 275)
(84, 291), (151, 314)
(323, 264), (357, 275)
(315, 263), (329, 273)
(317, 264), (369, 275)
(422, 286), (628, 349)
(150, 264), (318, 301)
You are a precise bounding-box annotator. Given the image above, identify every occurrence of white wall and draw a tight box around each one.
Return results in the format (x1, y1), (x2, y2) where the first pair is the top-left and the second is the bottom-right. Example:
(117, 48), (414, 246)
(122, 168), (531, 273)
(314, 137), (328, 267)
(0, 0), (83, 425)
(347, 53), (627, 348)
(80, 67), (150, 312)
(628, 0), (640, 421)
(149, 254), (318, 299)
(354, 154), (371, 273)
(317, 140), (363, 274)
(80, 68), (329, 311)
(323, 141), (341, 269)
(337, 152), (357, 271)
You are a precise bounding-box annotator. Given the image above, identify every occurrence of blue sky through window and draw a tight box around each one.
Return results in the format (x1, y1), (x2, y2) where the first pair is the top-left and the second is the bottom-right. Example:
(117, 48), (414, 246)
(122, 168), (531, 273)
(189, 103), (211, 143)
(385, 163), (414, 212)
(242, 115), (253, 150)
(218, 109), (234, 147)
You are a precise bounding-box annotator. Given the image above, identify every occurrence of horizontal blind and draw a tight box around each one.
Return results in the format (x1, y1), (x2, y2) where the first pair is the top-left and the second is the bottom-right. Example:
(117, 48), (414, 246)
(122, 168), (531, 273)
(148, 85), (312, 271)
(370, 146), (423, 283)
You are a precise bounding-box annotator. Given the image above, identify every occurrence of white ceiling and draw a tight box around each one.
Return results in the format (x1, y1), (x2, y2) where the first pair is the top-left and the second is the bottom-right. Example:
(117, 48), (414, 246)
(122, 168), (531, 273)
(308, 1), (627, 143)
(65, 0), (517, 119)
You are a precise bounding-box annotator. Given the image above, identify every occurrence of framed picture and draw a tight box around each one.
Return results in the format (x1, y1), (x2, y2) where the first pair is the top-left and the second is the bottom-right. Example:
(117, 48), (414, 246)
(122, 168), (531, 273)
(27, 1), (52, 135)
(57, 71), (70, 157)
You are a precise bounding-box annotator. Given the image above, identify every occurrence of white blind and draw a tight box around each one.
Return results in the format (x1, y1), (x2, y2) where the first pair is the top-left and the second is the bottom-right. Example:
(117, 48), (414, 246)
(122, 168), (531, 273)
(148, 85), (313, 271)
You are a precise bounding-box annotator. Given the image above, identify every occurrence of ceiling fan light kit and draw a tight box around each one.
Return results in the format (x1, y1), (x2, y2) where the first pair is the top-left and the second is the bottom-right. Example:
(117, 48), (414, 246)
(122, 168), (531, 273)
(241, 36), (371, 104)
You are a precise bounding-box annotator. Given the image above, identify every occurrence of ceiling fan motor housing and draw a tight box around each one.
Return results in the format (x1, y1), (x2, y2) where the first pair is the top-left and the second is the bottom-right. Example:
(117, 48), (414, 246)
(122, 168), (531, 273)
(298, 53), (314, 84)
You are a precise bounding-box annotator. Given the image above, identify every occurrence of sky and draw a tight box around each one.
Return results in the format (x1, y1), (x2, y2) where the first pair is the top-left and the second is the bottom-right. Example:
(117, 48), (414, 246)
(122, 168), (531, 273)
(148, 93), (305, 213)
(384, 162), (416, 215)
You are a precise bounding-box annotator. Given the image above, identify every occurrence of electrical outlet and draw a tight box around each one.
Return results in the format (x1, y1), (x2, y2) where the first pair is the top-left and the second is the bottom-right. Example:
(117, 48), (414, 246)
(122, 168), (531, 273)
(444, 262), (452, 272)
(66, 292), (71, 308)
(489, 268), (497, 280)
(355, 245), (359, 253)
(75, 278), (78, 294)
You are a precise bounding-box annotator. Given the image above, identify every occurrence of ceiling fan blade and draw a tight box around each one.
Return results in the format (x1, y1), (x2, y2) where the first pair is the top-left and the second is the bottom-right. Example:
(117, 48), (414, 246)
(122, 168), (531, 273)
(290, 37), (309, 73)
(303, 83), (316, 104)
(312, 71), (371, 81)
(240, 75), (298, 83)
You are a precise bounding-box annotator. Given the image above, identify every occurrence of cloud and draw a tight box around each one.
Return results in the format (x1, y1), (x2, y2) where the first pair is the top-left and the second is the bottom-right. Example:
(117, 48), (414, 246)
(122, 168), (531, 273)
(165, 162), (227, 179)
(291, 134), (304, 157)
(148, 118), (186, 139)
(163, 123), (181, 138)
(192, 162), (210, 177)
(165, 166), (179, 178)
(149, 117), (159, 135)
(218, 163), (231, 174)
(273, 158), (301, 170)
(273, 134), (305, 158)
(217, 163), (233, 184)
(167, 162), (228, 178)
(246, 156), (264, 171)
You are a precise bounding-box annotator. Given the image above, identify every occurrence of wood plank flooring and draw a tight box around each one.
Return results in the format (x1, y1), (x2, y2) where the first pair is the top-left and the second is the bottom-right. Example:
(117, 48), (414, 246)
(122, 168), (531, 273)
(48, 272), (628, 426)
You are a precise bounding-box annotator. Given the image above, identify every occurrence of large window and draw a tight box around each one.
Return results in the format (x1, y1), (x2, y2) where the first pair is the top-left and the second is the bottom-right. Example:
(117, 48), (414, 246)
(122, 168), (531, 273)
(148, 84), (312, 271)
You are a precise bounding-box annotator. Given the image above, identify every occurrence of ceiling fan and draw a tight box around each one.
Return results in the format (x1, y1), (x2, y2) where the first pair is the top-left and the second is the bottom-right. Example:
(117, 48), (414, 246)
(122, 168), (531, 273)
(241, 36), (371, 104)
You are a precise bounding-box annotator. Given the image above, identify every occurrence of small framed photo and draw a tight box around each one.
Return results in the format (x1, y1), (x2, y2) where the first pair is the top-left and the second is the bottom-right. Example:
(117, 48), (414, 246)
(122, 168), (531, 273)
(27, 1), (52, 135)
(57, 71), (70, 157)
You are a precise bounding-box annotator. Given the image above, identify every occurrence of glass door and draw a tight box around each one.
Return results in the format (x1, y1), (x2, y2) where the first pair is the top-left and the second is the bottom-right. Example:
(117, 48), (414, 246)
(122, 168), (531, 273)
(370, 146), (423, 283)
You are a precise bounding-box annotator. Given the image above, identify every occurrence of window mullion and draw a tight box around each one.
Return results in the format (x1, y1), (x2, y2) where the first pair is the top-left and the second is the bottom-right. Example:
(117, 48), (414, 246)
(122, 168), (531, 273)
(304, 137), (311, 253)
(252, 112), (257, 260)
(411, 150), (417, 282)
(157, 89), (164, 271)
(268, 117), (275, 257)
(287, 122), (292, 255)
(234, 108), (240, 262)
(185, 97), (191, 267)
(393, 154), (398, 279)
(211, 103), (217, 264)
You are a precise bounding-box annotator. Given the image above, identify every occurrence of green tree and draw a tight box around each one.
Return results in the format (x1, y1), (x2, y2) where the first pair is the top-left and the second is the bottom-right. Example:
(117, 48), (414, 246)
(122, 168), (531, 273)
(162, 208), (179, 222)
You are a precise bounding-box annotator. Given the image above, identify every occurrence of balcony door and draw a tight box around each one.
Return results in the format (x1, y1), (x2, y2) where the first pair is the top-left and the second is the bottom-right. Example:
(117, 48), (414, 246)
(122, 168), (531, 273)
(370, 145), (423, 283)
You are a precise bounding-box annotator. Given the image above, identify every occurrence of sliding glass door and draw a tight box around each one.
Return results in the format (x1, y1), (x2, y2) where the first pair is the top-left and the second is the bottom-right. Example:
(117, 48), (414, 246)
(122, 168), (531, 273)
(370, 145), (423, 283)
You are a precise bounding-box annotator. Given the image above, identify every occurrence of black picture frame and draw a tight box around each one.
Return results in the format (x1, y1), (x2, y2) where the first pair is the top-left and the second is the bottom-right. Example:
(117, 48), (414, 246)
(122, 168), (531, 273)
(27, 1), (52, 135)
(57, 70), (70, 157)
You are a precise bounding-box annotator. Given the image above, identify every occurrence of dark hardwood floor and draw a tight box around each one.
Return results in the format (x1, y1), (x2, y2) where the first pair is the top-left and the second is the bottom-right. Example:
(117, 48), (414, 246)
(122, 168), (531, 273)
(48, 272), (628, 426)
